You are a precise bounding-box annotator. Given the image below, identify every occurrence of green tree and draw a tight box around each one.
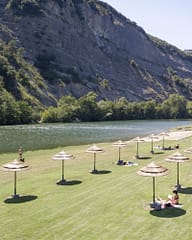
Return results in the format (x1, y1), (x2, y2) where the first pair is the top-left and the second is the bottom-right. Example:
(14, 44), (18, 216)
(186, 101), (192, 118)
(18, 101), (33, 124)
(160, 94), (188, 119)
(58, 95), (79, 122)
(0, 92), (20, 124)
(77, 92), (99, 121)
(143, 100), (157, 119)
(97, 100), (113, 120)
(41, 107), (59, 123)
(131, 102), (145, 119)
(112, 97), (129, 120)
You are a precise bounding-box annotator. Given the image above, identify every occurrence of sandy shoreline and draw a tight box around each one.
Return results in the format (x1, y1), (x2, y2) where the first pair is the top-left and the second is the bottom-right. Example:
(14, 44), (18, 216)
(128, 130), (192, 143)
(160, 130), (192, 141)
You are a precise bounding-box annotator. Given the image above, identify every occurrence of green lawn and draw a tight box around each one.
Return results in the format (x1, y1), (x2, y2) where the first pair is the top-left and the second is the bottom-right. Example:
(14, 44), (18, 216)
(0, 136), (192, 240)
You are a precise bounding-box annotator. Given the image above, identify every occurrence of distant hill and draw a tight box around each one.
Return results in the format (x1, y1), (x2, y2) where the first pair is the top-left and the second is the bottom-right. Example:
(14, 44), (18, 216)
(1, 0), (192, 108)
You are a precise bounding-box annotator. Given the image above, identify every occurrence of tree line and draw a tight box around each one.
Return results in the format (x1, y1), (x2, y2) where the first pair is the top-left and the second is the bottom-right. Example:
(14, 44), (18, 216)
(0, 91), (192, 125)
(41, 92), (192, 123)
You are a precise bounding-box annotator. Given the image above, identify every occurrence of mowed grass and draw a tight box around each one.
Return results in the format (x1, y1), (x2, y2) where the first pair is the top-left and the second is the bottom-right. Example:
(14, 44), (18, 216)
(0, 136), (192, 240)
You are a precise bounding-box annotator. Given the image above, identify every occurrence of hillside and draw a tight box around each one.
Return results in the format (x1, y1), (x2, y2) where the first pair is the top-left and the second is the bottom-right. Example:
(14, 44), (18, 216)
(0, 0), (192, 107)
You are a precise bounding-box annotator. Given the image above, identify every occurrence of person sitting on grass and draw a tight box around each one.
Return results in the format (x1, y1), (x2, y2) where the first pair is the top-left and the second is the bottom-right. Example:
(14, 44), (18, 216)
(164, 190), (179, 207)
(174, 144), (180, 149)
(156, 190), (179, 209)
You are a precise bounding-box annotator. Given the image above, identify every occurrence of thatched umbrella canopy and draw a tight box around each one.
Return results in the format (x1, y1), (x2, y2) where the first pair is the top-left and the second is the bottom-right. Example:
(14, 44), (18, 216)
(137, 162), (169, 206)
(165, 151), (189, 189)
(159, 132), (169, 150)
(52, 151), (74, 185)
(0, 153), (30, 198)
(112, 140), (127, 162)
(86, 144), (103, 173)
(134, 137), (145, 159)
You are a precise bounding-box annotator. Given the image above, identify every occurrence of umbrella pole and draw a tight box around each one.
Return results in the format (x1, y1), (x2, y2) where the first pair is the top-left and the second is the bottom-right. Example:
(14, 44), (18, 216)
(136, 142), (139, 158)
(162, 136), (165, 150)
(93, 153), (96, 171)
(13, 171), (17, 197)
(152, 176), (156, 203)
(176, 162), (180, 188)
(61, 159), (65, 181)
(151, 139), (154, 154)
(118, 147), (121, 161)
(56, 159), (66, 185)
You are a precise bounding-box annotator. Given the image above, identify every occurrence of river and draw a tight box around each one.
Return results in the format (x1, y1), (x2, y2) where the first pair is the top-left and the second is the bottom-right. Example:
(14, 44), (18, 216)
(0, 119), (191, 153)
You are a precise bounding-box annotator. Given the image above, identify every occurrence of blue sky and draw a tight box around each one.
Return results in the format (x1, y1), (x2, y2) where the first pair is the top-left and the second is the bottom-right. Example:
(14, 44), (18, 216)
(104, 0), (192, 50)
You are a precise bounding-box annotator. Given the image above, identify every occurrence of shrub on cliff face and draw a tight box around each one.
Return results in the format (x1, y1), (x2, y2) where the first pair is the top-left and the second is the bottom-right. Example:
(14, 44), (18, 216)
(6, 0), (46, 15)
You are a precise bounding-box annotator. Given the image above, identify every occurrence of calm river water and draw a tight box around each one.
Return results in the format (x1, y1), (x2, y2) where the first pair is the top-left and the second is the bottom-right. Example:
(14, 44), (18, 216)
(0, 120), (191, 153)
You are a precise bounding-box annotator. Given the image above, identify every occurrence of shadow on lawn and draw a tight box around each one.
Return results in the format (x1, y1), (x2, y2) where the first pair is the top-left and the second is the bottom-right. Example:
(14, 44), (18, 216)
(90, 170), (112, 175)
(150, 208), (186, 218)
(153, 152), (164, 155)
(178, 187), (192, 194)
(136, 156), (151, 160)
(57, 180), (82, 186)
(4, 195), (38, 204)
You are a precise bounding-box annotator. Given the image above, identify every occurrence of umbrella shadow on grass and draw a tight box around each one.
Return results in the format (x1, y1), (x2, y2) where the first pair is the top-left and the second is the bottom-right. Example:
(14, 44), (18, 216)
(153, 152), (164, 155)
(136, 156), (152, 160)
(150, 207), (186, 218)
(178, 187), (192, 194)
(57, 180), (82, 186)
(91, 170), (112, 175)
(4, 195), (38, 204)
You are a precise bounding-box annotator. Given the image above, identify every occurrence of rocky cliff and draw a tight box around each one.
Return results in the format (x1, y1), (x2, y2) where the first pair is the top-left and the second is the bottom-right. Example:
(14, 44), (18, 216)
(1, 0), (192, 106)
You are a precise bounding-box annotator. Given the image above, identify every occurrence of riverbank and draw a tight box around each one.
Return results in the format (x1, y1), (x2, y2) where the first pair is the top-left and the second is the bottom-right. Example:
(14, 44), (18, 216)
(129, 128), (192, 143)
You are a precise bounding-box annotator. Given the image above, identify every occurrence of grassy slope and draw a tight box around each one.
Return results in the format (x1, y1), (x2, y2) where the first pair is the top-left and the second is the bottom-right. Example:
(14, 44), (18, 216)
(0, 137), (192, 240)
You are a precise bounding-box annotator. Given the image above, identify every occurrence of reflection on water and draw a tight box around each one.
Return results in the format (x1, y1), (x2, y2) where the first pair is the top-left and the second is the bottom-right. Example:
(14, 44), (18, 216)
(0, 120), (191, 153)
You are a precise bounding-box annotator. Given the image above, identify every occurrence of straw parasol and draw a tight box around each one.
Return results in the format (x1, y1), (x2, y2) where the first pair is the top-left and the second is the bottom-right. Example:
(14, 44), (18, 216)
(0, 149), (30, 198)
(149, 134), (159, 154)
(86, 144), (104, 173)
(112, 140), (127, 163)
(137, 162), (169, 207)
(165, 151), (189, 189)
(134, 137), (145, 159)
(52, 151), (74, 185)
(159, 132), (169, 150)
